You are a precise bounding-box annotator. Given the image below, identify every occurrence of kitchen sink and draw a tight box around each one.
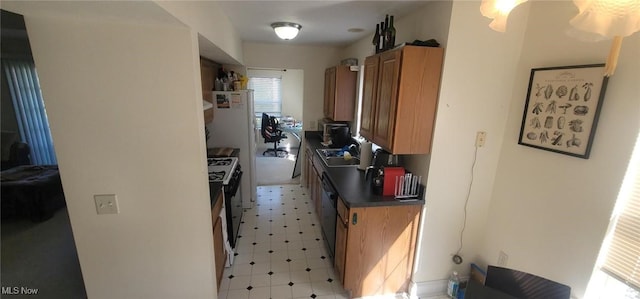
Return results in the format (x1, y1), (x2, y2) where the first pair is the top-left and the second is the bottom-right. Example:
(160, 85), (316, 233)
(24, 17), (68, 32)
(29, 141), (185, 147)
(316, 148), (360, 167)
(324, 156), (360, 166)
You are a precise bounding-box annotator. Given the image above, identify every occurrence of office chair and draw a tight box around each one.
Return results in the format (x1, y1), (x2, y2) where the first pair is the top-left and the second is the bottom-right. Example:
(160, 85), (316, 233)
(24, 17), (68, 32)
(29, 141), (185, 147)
(261, 113), (288, 157)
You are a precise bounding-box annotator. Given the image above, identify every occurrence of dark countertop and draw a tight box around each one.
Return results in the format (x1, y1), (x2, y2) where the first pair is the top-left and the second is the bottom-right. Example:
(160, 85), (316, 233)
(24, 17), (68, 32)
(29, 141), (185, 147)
(304, 131), (425, 208)
(207, 147), (240, 158)
(209, 182), (223, 208)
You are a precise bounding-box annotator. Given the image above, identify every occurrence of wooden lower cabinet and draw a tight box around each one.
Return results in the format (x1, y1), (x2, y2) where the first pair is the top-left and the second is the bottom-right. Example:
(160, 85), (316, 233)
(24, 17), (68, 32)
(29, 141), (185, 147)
(305, 144), (323, 219)
(211, 192), (226, 289)
(304, 144), (324, 224)
(336, 197), (422, 298)
(334, 197), (349, 285)
(304, 146), (312, 188)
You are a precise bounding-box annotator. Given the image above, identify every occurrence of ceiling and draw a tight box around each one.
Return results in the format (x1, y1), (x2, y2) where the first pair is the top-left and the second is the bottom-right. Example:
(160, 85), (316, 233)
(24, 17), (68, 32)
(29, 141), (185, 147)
(215, 1), (432, 46)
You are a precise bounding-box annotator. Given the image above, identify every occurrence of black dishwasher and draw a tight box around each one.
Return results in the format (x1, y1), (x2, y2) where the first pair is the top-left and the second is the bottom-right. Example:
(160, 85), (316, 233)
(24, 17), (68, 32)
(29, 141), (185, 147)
(320, 173), (338, 258)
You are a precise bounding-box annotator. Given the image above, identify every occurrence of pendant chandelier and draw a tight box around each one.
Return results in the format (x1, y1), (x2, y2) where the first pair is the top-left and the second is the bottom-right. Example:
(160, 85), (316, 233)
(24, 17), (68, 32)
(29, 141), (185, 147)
(480, 0), (640, 76)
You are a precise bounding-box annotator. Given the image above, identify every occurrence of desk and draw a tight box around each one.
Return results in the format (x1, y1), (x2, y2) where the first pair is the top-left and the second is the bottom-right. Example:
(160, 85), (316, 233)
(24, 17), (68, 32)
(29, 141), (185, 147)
(281, 125), (302, 178)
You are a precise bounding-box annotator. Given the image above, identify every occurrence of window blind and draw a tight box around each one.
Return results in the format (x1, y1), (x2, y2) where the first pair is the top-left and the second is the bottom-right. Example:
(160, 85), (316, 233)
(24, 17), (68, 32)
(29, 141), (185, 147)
(248, 76), (282, 125)
(602, 135), (640, 291)
(3, 60), (57, 165)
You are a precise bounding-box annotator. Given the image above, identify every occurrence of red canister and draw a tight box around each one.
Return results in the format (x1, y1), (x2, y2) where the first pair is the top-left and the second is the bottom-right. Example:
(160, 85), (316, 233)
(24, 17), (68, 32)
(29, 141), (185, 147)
(383, 167), (405, 196)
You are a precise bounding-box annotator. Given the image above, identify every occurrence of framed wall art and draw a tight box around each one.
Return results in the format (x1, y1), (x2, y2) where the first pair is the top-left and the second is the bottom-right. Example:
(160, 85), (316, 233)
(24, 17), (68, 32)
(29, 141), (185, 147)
(518, 64), (609, 159)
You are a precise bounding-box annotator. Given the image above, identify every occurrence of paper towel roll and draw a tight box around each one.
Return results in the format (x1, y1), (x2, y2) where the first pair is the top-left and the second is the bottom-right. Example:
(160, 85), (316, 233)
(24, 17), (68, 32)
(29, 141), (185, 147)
(358, 142), (373, 170)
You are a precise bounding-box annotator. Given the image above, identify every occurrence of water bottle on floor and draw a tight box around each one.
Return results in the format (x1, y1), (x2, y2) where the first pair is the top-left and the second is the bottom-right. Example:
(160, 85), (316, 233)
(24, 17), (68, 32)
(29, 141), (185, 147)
(447, 271), (460, 298)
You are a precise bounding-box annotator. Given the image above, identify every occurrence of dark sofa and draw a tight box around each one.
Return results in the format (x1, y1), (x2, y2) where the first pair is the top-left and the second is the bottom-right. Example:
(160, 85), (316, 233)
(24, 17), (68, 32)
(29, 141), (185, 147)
(1, 141), (65, 222)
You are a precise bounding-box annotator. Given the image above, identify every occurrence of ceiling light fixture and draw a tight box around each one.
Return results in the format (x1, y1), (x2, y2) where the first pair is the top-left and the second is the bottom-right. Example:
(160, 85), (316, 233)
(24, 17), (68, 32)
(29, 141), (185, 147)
(480, 0), (640, 77)
(480, 0), (528, 32)
(569, 0), (640, 77)
(271, 22), (302, 40)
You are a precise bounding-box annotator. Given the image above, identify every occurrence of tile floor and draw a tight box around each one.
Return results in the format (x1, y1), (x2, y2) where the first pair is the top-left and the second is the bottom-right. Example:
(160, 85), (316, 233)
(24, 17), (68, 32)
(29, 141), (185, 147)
(217, 185), (349, 299)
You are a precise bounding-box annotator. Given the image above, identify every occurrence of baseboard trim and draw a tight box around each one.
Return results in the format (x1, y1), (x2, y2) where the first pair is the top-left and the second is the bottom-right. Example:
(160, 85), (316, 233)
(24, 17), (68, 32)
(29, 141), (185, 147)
(410, 279), (448, 298)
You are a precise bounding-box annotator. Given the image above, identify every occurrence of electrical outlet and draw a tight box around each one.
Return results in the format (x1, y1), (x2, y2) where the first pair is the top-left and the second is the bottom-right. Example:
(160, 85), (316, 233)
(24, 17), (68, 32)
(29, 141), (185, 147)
(476, 131), (487, 147)
(309, 120), (316, 130)
(94, 194), (119, 215)
(498, 250), (508, 266)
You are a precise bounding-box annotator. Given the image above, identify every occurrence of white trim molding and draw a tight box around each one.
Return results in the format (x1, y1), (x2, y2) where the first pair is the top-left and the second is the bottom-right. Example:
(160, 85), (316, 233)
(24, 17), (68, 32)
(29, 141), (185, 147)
(410, 279), (448, 298)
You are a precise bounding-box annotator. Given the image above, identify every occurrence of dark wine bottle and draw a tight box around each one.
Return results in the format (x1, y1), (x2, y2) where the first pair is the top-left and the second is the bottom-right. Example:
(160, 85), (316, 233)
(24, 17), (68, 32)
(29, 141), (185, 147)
(383, 14), (389, 50)
(387, 15), (396, 50)
(379, 22), (385, 52)
(372, 24), (380, 53)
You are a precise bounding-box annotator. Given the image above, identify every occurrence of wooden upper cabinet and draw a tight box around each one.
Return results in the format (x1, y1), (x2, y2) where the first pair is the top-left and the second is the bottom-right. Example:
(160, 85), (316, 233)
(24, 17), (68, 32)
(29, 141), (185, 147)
(359, 56), (379, 141)
(200, 57), (217, 123)
(359, 46), (444, 154)
(324, 66), (357, 121)
(373, 50), (401, 149)
(324, 67), (336, 119)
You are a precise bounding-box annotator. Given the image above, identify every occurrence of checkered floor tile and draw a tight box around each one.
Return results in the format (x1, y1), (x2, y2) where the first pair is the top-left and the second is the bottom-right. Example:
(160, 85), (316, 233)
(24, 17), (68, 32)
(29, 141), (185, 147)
(217, 185), (349, 299)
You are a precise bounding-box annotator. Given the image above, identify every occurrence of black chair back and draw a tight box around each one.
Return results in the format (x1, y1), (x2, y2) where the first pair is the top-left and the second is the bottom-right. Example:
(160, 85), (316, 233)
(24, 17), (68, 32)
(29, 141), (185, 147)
(261, 113), (272, 140)
(259, 113), (288, 157)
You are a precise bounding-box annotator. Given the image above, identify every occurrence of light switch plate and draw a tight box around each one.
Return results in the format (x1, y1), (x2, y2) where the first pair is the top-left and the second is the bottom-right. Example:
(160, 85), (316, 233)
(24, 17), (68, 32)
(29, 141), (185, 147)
(476, 131), (487, 147)
(94, 194), (119, 215)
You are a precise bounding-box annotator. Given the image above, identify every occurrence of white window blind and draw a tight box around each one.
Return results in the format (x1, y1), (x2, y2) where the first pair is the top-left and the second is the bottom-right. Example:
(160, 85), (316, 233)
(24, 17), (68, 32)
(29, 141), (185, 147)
(248, 76), (282, 117)
(3, 60), (57, 165)
(601, 133), (640, 291)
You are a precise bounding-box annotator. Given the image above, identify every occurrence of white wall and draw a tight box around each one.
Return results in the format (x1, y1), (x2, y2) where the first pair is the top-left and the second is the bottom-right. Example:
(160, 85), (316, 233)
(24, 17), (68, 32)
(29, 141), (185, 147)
(20, 12), (216, 299)
(480, 2), (640, 298)
(282, 69), (304, 121)
(243, 42), (343, 131)
(412, 0), (529, 284)
(155, 0), (244, 65)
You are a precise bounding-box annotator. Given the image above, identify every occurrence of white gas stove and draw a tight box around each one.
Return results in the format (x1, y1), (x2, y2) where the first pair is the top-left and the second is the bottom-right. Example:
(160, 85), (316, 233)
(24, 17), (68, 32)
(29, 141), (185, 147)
(207, 156), (243, 259)
(207, 157), (239, 185)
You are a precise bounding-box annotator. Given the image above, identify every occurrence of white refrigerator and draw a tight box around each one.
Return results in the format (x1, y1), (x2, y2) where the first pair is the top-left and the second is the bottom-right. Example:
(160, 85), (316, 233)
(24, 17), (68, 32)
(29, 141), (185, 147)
(207, 90), (256, 208)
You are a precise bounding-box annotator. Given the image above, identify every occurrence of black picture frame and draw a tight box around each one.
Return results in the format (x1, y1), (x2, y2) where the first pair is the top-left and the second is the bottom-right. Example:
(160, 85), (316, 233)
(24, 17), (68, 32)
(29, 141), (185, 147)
(518, 64), (609, 159)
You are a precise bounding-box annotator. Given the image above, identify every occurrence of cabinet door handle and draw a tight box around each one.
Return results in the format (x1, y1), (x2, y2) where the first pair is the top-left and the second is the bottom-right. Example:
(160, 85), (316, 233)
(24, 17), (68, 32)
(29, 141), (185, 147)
(352, 213), (357, 225)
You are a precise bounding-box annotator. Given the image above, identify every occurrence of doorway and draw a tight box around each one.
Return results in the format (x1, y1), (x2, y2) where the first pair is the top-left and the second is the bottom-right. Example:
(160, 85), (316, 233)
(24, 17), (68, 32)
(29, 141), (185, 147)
(1, 9), (87, 298)
(249, 68), (304, 186)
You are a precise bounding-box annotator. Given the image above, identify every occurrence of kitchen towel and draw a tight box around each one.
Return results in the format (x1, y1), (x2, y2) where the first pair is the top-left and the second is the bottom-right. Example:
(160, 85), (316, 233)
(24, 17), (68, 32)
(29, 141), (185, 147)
(358, 142), (372, 170)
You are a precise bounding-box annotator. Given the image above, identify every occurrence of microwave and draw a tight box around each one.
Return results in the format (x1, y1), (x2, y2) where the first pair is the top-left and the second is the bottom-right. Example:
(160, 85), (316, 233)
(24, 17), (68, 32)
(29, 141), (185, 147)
(318, 118), (349, 144)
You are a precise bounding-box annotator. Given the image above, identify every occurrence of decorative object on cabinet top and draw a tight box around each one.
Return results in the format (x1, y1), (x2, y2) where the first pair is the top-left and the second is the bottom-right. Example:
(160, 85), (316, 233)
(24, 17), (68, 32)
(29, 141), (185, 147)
(372, 14), (397, 54)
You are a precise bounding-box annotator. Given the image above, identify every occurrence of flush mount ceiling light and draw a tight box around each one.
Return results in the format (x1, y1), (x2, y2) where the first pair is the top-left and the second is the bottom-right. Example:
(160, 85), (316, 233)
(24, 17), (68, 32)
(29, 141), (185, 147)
(271, 22), (302, 40)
